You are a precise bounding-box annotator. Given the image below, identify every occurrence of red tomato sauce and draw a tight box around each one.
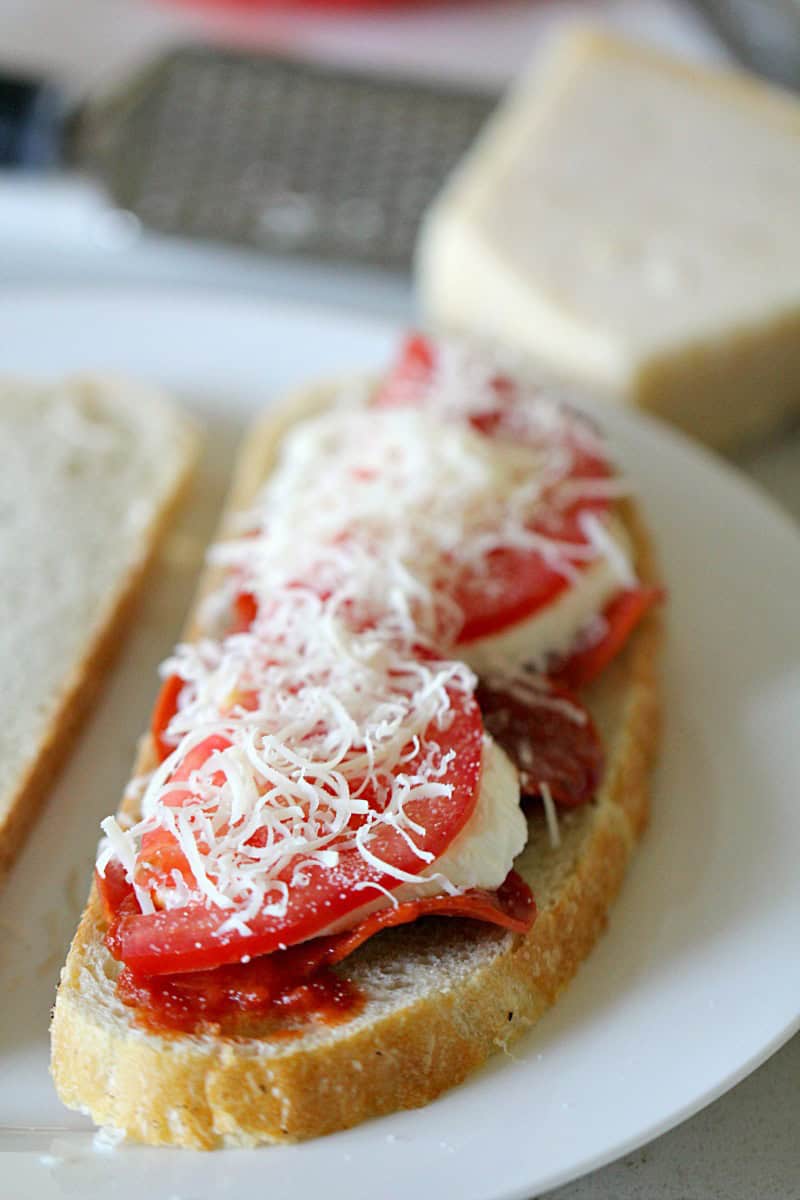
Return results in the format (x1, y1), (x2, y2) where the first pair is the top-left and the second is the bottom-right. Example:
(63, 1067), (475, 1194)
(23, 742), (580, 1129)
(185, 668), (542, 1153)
(117, 956), (362, 1037)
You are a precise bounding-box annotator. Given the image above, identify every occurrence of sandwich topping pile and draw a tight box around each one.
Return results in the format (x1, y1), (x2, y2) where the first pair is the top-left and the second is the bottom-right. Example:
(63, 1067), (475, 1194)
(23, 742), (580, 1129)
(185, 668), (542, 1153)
(94, 336), (660, 1036)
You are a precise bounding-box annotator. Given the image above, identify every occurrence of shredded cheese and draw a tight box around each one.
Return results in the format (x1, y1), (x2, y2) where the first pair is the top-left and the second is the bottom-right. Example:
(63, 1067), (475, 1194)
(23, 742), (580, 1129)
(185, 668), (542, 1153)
(97, 340), (634, 933)
(540, 782), (562, 850)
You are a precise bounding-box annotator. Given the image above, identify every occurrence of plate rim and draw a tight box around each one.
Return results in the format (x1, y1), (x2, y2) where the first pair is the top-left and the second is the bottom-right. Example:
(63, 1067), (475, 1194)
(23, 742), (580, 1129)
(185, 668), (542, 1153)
(0, 283), (798, 1199)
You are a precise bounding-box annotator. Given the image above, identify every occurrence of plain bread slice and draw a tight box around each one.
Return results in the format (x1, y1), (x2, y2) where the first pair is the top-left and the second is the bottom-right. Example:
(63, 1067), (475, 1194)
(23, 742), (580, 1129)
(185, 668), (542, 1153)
(0, 375), (198, 881)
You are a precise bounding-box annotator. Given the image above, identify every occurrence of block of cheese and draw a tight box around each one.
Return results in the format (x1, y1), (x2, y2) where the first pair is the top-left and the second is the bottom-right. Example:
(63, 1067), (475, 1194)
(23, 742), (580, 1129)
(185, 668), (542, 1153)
(417, 29), (800, 448)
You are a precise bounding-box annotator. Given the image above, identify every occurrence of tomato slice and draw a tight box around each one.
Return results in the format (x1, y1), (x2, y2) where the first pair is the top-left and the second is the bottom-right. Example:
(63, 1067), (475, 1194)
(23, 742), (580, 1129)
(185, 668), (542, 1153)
(102, 861), (533, 983)
(377, 334), (613, 644)
(106, 872), (534, 984)
(136, 734), (231, 894)
(109, 691), (485, 975)
(377, 332), (524, 443)
(454, 525), (592, 645)
(112, 870), (534, 1034)
(375, 332), (435, 408)
(233, 590), (258, 632)
(151, 673), (185, 763)
(553, 586), (663, 691)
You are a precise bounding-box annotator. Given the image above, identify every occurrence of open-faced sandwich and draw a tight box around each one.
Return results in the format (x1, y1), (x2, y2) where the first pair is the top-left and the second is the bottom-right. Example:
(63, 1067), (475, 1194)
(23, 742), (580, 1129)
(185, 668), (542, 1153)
(51, 336), (663, 1147)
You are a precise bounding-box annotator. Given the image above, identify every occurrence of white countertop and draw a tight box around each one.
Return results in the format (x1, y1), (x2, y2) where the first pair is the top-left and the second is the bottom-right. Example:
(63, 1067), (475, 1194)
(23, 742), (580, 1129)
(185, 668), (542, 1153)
(0, 2), (798, 1197)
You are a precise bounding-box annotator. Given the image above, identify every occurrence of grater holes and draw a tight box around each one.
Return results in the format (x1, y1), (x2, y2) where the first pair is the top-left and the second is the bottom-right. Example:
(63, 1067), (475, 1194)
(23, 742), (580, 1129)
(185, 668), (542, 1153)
(96, 47), (495, 265)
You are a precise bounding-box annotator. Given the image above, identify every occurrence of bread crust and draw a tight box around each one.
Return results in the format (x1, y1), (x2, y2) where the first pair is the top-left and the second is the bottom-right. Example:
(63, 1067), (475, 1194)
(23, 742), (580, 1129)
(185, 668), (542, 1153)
(50, 386), (662, 1147)
(0, 387), (198, 886)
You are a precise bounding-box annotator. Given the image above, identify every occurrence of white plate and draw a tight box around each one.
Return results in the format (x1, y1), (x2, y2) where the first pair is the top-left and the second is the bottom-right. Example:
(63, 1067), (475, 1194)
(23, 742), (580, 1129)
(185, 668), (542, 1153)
(1, 287), (799, 1200)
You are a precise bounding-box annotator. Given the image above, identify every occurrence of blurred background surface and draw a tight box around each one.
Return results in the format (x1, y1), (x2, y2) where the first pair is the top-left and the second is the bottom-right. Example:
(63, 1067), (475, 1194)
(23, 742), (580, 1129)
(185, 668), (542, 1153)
(0, 0), (728, 304)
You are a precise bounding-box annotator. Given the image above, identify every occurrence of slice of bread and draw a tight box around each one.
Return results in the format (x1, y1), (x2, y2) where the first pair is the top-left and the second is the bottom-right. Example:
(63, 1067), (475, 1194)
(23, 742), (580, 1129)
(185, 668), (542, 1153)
(0, 376), (198, 884)
(50, 383), (662, 1148)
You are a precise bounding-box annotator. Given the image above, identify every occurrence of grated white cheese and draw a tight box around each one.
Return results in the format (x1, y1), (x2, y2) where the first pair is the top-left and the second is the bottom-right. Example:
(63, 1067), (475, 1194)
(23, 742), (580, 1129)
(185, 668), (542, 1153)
(97, 343), (633, 933)
(540, 782), (561, 850)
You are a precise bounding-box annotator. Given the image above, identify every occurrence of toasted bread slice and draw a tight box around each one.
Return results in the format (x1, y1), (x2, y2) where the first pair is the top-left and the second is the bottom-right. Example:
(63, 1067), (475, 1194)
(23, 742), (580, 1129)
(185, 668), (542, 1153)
(0, 376), (198, 886)
(50, 384), (662, 1148)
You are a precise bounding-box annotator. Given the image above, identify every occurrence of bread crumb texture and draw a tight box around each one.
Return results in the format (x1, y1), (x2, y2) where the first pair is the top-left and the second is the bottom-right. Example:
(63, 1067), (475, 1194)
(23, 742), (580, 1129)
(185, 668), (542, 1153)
(0, 376), (197, 880)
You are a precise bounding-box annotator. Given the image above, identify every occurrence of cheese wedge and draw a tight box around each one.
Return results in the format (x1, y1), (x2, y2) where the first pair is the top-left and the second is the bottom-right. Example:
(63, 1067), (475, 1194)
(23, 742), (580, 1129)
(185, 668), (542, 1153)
(417, 29), (800, 448)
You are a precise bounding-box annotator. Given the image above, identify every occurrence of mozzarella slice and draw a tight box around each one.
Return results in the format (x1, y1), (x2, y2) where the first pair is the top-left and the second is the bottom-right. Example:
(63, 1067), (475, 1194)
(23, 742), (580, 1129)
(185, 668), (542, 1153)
(317, 737), (525, 936)
(426, 736), (526, 892)
(461, 515), (634, 674)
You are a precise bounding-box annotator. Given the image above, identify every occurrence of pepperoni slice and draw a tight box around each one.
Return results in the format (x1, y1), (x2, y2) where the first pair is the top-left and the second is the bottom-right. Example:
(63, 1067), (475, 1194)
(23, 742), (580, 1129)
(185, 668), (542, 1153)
(326, 867), (534, 964)
(477, 676), (603, 808)
(108, 689), (485, 976)
(377, 334), (614, 644)
(553, 586), (663, 691)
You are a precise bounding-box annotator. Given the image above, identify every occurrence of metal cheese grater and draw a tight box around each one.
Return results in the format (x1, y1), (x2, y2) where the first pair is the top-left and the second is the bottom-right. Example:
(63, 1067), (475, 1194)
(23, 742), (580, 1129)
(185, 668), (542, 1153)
(0, 47), (496, 269)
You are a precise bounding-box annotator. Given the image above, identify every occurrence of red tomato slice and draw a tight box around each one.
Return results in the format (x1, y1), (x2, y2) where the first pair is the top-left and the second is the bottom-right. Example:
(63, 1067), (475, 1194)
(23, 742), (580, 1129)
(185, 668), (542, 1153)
(151, 673), (185, 763)
(453, 526), (590, 645)
(102, 865), (533, 992)
(553, 586), (663, 691)
(136, 734), (231, 894)
(377, 334), (613, 643)
(152, 602), (256, 765)
(376, 332), (518, 438)
(476, 677), (603, 808)
(108, 691), (485, 975)
(375, 332), (435, 408)
(233, 590), (258, 632)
